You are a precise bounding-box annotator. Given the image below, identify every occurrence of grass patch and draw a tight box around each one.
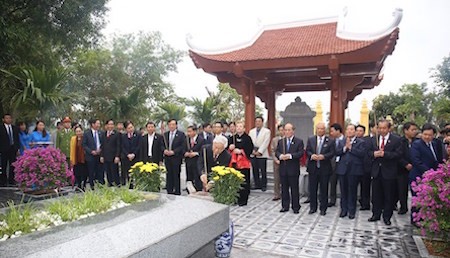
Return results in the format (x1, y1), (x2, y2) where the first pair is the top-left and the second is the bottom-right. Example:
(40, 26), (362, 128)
(0, 201), (37, 236)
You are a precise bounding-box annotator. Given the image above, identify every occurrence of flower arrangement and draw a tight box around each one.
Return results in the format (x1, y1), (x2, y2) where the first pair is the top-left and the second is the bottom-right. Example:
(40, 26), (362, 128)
(411, 162), (450, 245)
(13, 147), (73, 192)
(210, 166), (245, 205)
(129, 162), (166, 192)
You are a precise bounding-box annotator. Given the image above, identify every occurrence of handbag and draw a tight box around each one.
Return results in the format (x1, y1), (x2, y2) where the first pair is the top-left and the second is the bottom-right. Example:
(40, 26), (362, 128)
(229, 150), (251, 169)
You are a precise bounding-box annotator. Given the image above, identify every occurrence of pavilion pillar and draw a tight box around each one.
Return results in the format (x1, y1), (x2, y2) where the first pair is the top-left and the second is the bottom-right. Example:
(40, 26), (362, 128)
(329, 57), (345, 127)
(243, 79), (256, 132)
(266, 91), (276, 138)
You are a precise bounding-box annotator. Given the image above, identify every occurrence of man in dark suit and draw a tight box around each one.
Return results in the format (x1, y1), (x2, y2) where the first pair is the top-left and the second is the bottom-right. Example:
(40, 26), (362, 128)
(410, 123), (444, 225)
(139, 121), (164, 164)
(163, 119), (186, 195)
(276, 123), (304, 214)
(306, 122), (335, 216)
(397, 122), (418, 215)
(184, 125), (204, 191)
(328, 123), (344, 207)
(100, 119), (121, 186)
(198, 135), (231, 189)
(367, 120), (403, 225)
(335, 124), (367, 219)
(0, 114), (20, 186)
(120, 121), (141, 186)
(356, 125), (372, 210)
(200, 123), (213, 145)
(82, 118), (104, 189)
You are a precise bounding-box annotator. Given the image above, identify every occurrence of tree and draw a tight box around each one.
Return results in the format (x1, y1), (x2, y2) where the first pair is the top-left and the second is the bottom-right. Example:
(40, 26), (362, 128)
(105, 89), (149, 125)
(393, 83), (428, 125)
(433, 54), (450, 97)
(0, 65), (73, 123)
(153, 103), (187, 123)
(371, 92), (405, 126)
(69, 32), (184, 122)
(188, 96), (219, 125)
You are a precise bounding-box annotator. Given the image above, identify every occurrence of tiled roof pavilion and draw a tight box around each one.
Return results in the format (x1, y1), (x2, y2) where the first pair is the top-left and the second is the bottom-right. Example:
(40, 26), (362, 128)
(189, 18), (400, 134)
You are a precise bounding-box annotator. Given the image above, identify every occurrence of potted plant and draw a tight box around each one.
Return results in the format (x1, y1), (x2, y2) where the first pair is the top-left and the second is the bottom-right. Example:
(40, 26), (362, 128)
(128, 162), (166, 192)
(411, 162), (450, 257)
(13, 147), (73, 195)
(210, 166), (245, 205)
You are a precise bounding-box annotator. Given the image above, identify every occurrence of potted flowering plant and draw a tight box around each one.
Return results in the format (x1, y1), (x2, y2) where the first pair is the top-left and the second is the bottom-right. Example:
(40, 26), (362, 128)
(129, 162), (166, 192)
(13, 147), (73, 194)
(411, 162), (450, 257)
(210, 166), (245, 205)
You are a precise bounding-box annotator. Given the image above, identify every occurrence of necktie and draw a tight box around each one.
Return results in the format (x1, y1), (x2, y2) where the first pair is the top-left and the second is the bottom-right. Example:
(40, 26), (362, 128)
(287, 138), (291, 151)
(191, 138), (195, 148)
(429, 142), (438, 161)
(7, 125), (13, 145)
(94, 131), (99, 149)
(128, 133), (132, 139)
(169, 132), (174, 150)
(380, 136), (385, 150)
(256, 129), (260, 137)
(317, 137), (323, 168)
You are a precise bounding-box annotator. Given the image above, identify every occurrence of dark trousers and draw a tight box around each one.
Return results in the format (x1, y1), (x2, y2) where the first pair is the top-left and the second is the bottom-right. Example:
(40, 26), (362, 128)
(360, 173), (371, 208)
(396, 171), (409, 212)
(308, 169), (330, 212)
(121, 158), (136, 185)
(372, 175), (396, 220)
(74, 163), (88, 189)
(186, 159), (202, 191)
(251, 158), (267, 189)
(0, 147), (17, 186)
(104, 161), (120, 186)
(338, 175), (349, 213)
(237, 168), (251, 205)
(142, 156), (158, 163)
(86, 156), (102, 188)
(329, 165), (338, 204)
(281, 175), (300, 211)
(165, 157), (182, 195)
(348, 174), (362, 216)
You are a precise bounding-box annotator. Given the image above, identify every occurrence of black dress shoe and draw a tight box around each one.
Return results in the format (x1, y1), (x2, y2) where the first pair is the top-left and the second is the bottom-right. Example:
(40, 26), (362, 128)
(303, 199), (310, 204)
(368, 216), (380, 222)
(398, 209), (408, 215)
(293, 210), (299, 214)
(360, 207), (370, 211)
(320, 210), (326, 216)
(327, 203), (335, 207)
(280, 208), (289, 213)
(238, 203), (247, 206)
(261, 187), (267, 192)
(308, 209), (317, 214)
(384, 219), (392, 226)
(349, 214), (355, 220)
(272, 197), (280, 201)
(339, 211), (347, 218)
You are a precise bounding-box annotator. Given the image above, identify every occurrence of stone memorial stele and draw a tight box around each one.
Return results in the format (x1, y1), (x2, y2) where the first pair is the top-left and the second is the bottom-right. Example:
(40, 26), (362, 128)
(280, 97), (315, 143)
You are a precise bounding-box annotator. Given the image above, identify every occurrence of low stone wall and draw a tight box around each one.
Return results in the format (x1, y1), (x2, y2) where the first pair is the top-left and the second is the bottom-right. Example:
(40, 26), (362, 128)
(0, 193), (229, 258)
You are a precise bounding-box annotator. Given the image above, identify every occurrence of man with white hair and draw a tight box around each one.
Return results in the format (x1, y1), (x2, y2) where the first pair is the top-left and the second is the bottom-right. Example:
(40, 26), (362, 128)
(198, 135), (232, 190)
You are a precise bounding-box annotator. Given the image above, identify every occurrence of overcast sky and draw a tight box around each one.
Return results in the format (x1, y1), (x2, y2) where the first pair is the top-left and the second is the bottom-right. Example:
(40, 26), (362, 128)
(103, 0), (450, 123)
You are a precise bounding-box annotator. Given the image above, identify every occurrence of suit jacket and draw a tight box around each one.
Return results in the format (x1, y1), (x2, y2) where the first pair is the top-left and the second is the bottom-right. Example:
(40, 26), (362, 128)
(410, 138), (444, 180)
(121, 132), (141, 159)
(306, 135), (335, 174)
(164, 130), (186, 160)
(0, 124), (20, 153)
(56, 129), (74, 158)
(271, 136), (282, 161)
(276, 136), (304, 177)
(184, 135), (204, 165)
(198, 145), (232, 176)
(200, 132), (213, 145)
(368, 134), (402, 179)
(398, 137), (417, 174)
(335, 137), (366, 176)
(101, 130), (121, 162)
(139, 133), (164, 164)
(249, 127), (271, 158)
(82, 129), (104, 161)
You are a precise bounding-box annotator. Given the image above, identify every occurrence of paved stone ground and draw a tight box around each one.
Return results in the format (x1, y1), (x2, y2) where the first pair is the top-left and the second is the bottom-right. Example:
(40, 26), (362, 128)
(229, 192), (420, 258)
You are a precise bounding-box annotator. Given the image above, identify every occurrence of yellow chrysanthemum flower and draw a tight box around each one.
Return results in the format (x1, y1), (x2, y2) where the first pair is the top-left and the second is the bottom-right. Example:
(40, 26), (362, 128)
(213, 176), (220, 181)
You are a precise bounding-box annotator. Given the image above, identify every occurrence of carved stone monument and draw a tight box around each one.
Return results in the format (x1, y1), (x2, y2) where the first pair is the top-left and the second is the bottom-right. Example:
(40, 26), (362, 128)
(280, 97), (316, 143)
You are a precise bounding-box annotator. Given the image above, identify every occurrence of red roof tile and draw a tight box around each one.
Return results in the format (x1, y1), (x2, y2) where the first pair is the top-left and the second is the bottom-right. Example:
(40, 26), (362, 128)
(194, 22), (378, 62)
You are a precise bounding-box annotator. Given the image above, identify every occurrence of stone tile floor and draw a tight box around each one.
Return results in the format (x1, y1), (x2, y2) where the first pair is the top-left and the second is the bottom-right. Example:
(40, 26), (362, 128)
(230, 192), (420, 258)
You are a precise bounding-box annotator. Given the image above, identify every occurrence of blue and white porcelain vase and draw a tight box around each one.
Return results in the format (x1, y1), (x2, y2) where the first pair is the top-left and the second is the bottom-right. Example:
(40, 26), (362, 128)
(214, 220), (234, 258)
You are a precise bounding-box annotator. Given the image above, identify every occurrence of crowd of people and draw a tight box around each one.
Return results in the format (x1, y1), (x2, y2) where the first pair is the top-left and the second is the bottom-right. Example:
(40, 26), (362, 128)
(1, 112), (450, 226)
